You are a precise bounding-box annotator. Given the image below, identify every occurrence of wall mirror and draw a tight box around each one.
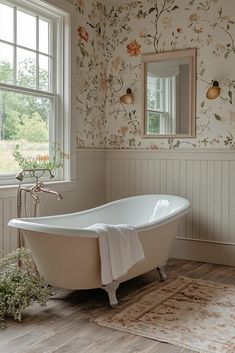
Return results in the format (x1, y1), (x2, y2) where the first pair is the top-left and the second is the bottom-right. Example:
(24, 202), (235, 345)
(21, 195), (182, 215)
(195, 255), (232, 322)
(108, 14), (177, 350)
(141, 49), (196, 138)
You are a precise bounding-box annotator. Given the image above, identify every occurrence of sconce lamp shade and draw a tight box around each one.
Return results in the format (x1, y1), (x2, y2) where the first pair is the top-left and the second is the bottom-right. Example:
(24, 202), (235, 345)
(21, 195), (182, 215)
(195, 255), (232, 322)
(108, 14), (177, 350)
(120, 88), (134, 104)
(206, 80), (221, 100)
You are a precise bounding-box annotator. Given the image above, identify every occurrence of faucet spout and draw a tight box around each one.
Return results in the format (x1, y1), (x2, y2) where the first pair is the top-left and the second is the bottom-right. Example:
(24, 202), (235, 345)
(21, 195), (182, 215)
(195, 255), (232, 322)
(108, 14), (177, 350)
(39, 187), (63, 200)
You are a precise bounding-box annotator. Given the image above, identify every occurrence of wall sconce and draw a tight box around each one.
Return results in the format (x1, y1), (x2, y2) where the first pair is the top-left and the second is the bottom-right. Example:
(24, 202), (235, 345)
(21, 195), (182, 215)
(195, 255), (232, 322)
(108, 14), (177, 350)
(120, 88), (134, 104)
(206, 80), (221, 100)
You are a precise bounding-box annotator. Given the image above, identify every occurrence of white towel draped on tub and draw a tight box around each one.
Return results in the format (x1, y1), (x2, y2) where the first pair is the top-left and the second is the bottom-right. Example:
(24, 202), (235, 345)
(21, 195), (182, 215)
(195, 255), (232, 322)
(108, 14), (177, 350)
(86, 223), (145, 285)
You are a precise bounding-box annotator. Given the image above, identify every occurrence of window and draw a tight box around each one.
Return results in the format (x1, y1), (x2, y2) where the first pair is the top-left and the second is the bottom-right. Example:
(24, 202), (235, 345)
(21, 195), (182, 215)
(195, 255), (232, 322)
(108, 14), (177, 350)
(147, 76), (177, 135)
(0, 0), (70, 184)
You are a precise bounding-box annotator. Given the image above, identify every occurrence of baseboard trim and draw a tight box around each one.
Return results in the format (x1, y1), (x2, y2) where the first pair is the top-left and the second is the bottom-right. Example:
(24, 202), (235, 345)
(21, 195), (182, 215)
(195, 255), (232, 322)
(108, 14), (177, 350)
(170, 238), (235, 266)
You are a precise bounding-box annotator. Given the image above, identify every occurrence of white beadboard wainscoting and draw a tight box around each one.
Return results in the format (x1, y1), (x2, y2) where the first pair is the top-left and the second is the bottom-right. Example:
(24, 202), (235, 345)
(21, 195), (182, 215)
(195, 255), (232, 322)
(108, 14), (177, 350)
(104, 149), (235, 266)
(1, 148), (235, 266)
(0, 196), (18, 257)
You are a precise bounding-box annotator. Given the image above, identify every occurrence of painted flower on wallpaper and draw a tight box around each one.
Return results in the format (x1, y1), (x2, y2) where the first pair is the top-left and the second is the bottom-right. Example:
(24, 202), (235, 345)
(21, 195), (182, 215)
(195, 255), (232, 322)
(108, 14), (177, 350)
(99, 75), (108, 92)
(205, 34), (213, 45)
(197, 136), (222, 148)
(106, 134), (125, 148)
(139, 28), (148, 38)
(127, 40), (141, 57)
(195, 27), (203, 34)
(111, 57), (125, 72)
(214, 43), (225, 56)
(77, 26), (89, 42)
(176, 27), (183, 34)
(224, 132), (235, 149)
(188, 13), (200, 23)
(105, 132), (141, 149)
(75, 0), (84, 14)
(161, 16), (172, 29)
(149, 143), (160, 150)
(118, 126), (129, 134)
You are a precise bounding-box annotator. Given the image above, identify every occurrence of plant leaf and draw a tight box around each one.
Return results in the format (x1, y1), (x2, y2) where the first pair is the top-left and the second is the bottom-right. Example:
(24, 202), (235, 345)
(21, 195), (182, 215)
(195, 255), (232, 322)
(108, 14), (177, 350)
(149, 7), (155, 14)
(215, 114), (222, 121)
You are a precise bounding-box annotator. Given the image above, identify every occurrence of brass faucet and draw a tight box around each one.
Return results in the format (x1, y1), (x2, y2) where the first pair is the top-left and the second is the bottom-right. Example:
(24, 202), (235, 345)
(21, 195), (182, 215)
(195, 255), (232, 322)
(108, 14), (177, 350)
(30, 181), (63, 201)
(16, 168), (54, 182)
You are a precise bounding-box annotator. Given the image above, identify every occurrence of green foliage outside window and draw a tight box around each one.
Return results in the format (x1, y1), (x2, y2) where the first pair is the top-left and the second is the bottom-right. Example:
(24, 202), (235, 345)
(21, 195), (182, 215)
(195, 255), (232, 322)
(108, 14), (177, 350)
(0, 59), (53, 173)
(148, 111), (160, 134)
(0, 59), (49, 142)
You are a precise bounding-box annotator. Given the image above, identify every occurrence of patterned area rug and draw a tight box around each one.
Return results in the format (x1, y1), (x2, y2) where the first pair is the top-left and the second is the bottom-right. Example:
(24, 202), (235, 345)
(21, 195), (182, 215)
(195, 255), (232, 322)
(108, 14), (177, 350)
(96, 277), (235, 353)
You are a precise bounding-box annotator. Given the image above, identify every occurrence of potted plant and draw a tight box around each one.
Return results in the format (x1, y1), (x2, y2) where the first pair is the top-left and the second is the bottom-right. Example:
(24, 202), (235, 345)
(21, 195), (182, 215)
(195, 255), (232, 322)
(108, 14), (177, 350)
(0, 248), (50, 328)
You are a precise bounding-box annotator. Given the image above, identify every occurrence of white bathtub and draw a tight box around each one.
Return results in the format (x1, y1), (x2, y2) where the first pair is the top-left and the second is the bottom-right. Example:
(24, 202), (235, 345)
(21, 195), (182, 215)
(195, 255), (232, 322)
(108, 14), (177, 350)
(9, 194), (190, 306)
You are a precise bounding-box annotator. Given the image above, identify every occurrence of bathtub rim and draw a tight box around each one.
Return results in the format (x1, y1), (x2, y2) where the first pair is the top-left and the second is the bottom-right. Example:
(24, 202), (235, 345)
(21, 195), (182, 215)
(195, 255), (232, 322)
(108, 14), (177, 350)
(8, 194), (190, 237)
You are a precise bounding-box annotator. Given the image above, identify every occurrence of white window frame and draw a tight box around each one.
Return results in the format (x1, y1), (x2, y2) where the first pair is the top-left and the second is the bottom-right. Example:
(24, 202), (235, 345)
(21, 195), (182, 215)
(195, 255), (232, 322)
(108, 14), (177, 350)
(0, 0), (71, 185)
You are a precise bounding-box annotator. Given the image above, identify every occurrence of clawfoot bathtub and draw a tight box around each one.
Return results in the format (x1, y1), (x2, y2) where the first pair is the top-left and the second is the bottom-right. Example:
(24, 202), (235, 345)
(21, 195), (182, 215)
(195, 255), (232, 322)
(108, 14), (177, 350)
(8, 194), (190, 307)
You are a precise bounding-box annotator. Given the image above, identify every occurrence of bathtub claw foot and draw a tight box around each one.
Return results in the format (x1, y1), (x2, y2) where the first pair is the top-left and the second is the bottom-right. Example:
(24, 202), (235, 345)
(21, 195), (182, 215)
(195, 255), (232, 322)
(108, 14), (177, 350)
(102, 281), (119, 308)
(157, 266), (167, 282)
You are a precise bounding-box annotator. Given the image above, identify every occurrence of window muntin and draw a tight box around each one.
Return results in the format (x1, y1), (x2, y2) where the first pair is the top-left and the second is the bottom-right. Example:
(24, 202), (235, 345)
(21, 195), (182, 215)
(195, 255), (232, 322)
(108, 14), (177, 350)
(0, 0), (68, 183)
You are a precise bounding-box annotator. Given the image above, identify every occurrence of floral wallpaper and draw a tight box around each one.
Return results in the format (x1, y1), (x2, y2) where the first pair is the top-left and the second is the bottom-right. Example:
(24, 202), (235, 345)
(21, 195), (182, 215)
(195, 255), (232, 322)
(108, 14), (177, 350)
(74, 0), (235, 150)
(75, 0), (107, 148)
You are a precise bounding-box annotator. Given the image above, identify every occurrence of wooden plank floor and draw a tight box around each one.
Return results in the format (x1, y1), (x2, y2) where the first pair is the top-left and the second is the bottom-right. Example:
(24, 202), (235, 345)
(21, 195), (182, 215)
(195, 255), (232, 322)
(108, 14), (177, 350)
(1, 258), (235, 353)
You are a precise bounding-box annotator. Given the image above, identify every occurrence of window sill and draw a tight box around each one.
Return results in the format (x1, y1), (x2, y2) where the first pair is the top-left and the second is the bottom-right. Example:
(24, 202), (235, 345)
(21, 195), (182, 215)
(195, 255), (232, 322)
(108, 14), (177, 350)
(0, 180), (77, 198)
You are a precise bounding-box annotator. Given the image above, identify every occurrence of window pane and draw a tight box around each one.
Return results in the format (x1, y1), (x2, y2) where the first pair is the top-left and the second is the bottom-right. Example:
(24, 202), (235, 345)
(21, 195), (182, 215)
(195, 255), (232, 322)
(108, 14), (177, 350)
(147, 77), (161, 110)
(17, 10), (36, 50)
(156, 78), (160, 90)
(156, 91), (160, 110)
(39, 19), (49, 54)
(0, 3), (13, 42)
(0, 43), (13, 84)
(17, 48), (36, 88)
(0, 90), (50, 174)
(147, 111), (160, 134)
(39, 55), (49, 91)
